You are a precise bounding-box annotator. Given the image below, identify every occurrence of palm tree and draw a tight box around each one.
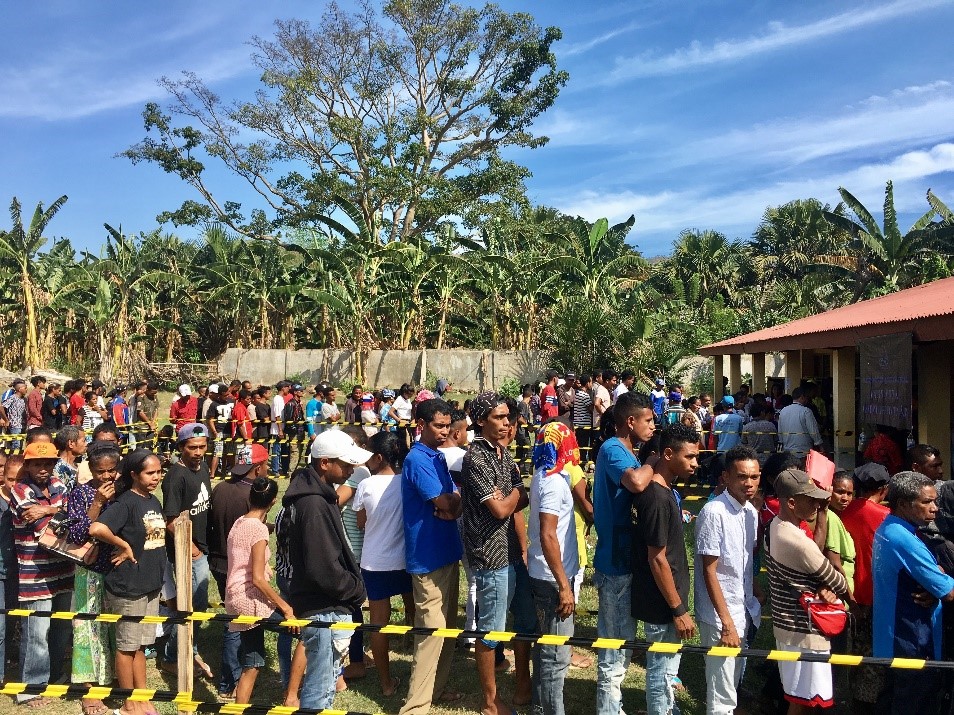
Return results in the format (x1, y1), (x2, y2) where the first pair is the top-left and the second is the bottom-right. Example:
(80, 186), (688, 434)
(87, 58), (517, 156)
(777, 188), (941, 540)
(0, 195), (68, 369)
(667, 229), (749, 306)
(822, 182), (952, 298)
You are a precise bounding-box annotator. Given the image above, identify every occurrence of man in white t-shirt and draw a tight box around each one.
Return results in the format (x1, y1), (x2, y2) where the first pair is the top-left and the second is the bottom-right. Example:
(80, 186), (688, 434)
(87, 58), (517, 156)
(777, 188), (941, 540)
(527, 423), (579, 715)
(437, 409), (469, 482)
(314, 385), (341, 437)
(612, 369), (635, 404)
(271, 381), (291, 475)
(592, 373), (612, 432)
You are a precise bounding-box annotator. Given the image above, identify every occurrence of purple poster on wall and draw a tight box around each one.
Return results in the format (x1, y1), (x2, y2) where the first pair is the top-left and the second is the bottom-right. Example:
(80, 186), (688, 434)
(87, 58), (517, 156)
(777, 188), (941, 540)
(858, 332), (912, 429)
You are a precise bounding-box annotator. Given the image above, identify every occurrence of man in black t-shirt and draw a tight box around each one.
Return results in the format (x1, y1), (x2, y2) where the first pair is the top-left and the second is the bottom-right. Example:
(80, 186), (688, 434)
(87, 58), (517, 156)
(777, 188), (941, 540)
(252, 388), (272, 444)
(631, 423), (699, 715)
(160, 422), (212, 672)
(41, 383), (66, 429)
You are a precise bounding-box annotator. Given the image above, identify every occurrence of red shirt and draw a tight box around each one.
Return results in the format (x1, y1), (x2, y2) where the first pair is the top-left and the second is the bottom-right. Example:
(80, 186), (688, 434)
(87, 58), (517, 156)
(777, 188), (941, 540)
(862, 434), (903, 477)
(540, 385), (559, 420)
(231, 400), (251, 439)
(69, 392), (86, 426)
(26, 389), (44, 427)
(840, 497), (890, 606)
(169, 396), (199, 429)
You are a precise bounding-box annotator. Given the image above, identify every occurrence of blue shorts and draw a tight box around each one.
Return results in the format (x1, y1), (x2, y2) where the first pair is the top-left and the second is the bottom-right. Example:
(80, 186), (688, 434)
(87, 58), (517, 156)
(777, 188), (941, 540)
(238, 609), (281, 669)
(361, 568), (412, 602)
(475, 565), (515, 648)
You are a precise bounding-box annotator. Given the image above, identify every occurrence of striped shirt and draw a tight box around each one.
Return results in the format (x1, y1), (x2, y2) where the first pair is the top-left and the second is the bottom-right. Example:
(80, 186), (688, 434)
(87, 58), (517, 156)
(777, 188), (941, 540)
(572, 389), (593, 428)
(12, 476), (74, 601)
(764, 517), (848, 651)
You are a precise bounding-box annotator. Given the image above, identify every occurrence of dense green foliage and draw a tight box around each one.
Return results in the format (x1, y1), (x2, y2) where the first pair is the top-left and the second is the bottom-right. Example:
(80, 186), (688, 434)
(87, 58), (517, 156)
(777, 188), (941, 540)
(1, 187), (952, 386)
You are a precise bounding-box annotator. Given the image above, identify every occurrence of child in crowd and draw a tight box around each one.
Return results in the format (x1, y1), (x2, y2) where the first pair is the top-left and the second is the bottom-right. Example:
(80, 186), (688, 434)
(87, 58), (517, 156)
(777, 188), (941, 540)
(377, 389), (397, 432)
(89, 449), (167, 715)
(360, 391), (378, 437)
(224, 477), (297, 705)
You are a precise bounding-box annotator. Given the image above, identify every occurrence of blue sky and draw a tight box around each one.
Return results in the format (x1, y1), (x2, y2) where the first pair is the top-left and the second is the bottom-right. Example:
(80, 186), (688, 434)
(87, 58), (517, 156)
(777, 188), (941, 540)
(3, 0), (954, 257)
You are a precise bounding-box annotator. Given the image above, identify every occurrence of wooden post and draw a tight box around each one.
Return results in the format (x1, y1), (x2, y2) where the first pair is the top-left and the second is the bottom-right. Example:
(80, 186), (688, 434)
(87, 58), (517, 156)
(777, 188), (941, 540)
(832, 347), (857, 470)
(174, 510), (194, 715)
(713, 354), (725, 400)
(751, 352), (766, 394)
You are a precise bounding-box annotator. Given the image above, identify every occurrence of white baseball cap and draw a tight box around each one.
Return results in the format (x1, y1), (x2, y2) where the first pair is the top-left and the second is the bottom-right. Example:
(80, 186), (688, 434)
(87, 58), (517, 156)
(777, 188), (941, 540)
(177, 384), (192, 397)
(208, 383), (220, 394)
(310, 430), (373, 465)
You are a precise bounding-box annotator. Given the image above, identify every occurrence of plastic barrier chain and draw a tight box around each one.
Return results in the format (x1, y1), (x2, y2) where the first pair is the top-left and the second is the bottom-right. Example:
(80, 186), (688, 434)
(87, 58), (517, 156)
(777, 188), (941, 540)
(0, 682), (379, 715)
(2, 609), (951, 670)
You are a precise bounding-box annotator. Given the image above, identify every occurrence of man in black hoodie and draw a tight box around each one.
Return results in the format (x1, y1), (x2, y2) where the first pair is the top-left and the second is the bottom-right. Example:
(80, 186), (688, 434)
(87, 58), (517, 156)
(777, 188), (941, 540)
(281, 429), (372, 710)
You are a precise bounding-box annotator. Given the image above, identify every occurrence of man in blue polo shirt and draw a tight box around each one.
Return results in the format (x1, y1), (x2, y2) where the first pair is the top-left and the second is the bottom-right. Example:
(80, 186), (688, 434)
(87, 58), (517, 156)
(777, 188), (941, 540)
(593, 391), (656, 715)
(873, 471), (954, 713)
(400, 398), (464, 715)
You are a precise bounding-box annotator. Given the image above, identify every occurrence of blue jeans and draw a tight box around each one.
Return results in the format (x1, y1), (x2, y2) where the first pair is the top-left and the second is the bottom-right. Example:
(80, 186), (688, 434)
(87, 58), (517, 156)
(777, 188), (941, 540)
(474, 565), (515, 648)
(511, 558), (538, 633)
(18, 590), (73, 702)
(271, 438), (283, 475)
(300, 611), (354, 710)
(212, 569), (241, 694)
(164, 553), (210, 664)
(277, 574), (294, 689)
(643, 621), (682, 715)
(594, 570), (635, 715)
(530, 577), (574, 715)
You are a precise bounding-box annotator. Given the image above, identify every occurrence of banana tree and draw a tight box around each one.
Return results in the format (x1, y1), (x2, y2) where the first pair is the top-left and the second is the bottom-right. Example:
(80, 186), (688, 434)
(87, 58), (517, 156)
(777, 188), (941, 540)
(0, 195), (68, 369)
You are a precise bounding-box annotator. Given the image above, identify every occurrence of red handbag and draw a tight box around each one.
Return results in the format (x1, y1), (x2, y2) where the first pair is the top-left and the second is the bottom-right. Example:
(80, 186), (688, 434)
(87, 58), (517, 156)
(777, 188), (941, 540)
(798, 591), (848, 637)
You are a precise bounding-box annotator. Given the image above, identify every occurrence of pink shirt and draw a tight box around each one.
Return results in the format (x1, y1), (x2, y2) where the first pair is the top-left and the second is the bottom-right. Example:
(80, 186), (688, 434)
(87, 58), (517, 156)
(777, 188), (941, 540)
(225, 516), (274, 631)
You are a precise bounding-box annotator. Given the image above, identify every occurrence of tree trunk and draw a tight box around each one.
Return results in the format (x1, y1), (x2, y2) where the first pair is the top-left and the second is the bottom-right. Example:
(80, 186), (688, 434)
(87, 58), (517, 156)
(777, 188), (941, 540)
(22, 271), (39, 370)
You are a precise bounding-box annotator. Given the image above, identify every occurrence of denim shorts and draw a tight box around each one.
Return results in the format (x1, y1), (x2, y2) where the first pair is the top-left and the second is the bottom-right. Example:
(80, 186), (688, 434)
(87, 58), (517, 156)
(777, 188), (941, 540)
(474, 565), (515, 648)
(362, 568), (413, 601)
(238, 609), (281, 669)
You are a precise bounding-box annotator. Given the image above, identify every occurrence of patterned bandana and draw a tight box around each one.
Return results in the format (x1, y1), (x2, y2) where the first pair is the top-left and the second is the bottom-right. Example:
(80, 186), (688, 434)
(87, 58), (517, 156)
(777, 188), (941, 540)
(469, 390), (505, 426)
(532, 420), (580, 475)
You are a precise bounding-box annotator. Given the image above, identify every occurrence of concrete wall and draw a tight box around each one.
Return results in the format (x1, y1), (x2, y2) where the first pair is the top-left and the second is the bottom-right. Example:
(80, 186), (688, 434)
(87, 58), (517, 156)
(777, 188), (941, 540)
(216, 348), (551, 392)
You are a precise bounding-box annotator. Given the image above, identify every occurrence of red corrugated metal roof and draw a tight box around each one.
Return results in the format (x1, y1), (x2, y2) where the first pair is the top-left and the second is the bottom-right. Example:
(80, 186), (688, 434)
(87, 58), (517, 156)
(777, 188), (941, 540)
(699, 276), (954, 355)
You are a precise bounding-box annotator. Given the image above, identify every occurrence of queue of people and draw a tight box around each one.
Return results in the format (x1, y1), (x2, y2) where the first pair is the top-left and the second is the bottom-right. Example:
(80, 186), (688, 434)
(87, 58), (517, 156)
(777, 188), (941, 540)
(0, 372), (951, 715)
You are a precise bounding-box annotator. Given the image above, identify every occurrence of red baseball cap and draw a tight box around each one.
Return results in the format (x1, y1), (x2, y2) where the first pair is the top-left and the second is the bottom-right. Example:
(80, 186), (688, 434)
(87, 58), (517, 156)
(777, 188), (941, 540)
(231, 443), (270, 476)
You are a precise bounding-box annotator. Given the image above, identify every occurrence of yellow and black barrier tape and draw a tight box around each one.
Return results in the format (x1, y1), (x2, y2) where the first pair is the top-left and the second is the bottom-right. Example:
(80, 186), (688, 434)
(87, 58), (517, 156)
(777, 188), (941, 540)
(2, 609), (951, 670)
(0, 682), (379, 714)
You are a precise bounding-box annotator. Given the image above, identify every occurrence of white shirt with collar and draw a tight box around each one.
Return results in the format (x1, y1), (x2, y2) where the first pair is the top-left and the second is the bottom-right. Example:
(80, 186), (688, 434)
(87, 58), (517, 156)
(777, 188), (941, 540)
(693, 490), (761, 634)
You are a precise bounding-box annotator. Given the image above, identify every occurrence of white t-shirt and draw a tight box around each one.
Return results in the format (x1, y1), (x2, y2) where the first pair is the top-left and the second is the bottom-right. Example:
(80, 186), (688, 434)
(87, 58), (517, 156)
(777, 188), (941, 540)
(592, 384), (611, 427)
(612, 383), (629, 403)
(528, 467), (578, 583)
(393, 396), (413, 422)
(438, 445), (467, 475)
(353, 472), (406, 571)
(270, 394), (286, 435)
(315, 402), (340, 435)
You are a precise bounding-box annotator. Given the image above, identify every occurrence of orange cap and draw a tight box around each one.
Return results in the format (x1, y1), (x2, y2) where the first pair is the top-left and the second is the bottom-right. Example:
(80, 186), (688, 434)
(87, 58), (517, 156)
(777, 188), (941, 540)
(23, 442), (59, 460)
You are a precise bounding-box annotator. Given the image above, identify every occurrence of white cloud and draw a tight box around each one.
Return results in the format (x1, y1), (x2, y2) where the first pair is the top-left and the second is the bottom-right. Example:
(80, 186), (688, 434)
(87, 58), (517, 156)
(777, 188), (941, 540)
(548, 143), (954, 246)
(606, 0), (948, 82)
(0, 47), (251, 120)
(674, 84), (954, 168)
(562, 21), (645, 57)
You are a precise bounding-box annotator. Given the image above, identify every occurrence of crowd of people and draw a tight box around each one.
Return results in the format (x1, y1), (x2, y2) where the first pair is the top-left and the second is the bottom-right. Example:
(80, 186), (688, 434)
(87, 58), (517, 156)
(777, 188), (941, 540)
(0, 371), (951, 715)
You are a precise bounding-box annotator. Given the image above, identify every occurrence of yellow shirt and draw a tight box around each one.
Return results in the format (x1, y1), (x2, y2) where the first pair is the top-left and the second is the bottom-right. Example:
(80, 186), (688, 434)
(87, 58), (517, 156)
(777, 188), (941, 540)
(568, 464), (588, 568)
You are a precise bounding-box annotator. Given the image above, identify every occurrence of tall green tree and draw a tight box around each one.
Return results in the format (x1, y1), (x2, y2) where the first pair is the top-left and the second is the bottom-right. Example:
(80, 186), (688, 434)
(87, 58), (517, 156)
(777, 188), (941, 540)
(122, 1), (568, 244)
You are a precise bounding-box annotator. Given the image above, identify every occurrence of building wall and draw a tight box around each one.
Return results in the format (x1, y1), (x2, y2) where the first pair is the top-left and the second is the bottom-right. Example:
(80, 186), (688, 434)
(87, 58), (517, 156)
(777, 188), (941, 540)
(216, 348), (551, 392)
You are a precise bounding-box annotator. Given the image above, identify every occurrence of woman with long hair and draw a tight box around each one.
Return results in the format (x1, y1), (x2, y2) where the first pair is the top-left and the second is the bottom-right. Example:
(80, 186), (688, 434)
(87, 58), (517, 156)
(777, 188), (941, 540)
(66, 440), (121, 715)
(89, 449), (167, 715)
(352, 430), (415, 696)
(224, 477), (298, 704)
